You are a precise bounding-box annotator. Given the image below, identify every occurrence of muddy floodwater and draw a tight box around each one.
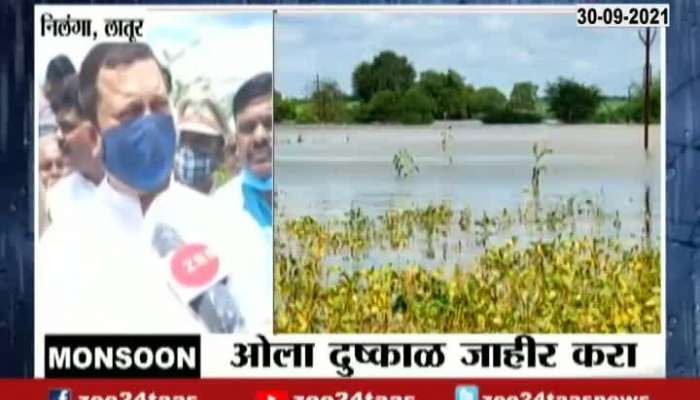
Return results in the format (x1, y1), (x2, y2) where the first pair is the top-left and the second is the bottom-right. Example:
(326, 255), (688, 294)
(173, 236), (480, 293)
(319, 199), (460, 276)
(275, 121), (661, 269)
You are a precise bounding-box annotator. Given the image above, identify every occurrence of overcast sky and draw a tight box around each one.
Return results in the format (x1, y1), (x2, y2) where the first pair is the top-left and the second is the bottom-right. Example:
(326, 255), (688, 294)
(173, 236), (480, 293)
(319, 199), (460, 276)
(275, 13), (661, 99)
(147, 12), (272, 111)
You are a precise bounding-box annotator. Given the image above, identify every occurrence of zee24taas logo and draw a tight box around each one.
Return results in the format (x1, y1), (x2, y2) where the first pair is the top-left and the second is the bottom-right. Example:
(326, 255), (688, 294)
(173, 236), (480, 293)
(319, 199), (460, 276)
(456, 386), (479, 400)
(49, 388), (72, 400)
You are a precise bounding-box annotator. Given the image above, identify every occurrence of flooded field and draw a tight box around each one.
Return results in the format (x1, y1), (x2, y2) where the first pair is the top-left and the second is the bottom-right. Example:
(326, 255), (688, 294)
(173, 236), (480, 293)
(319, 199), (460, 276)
(275, 121), (661, 269)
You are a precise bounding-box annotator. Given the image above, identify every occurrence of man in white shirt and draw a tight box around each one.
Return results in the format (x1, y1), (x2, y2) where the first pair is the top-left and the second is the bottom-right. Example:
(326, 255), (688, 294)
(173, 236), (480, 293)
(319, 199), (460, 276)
(212, 74), (273, 328)
(37, 42), (269, 363)
(38, 133), (69, 189)
(214, 72), (272, 233)
(46, 74), (104, 222)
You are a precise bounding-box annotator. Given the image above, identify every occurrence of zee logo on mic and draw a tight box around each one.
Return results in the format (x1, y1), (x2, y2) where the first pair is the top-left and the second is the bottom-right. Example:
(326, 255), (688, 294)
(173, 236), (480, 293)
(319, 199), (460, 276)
(170, 243), (219, 287)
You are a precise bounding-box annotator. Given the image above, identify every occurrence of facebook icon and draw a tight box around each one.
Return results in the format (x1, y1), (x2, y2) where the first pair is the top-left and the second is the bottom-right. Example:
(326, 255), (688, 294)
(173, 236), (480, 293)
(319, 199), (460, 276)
(455, 385), (479, 400)
(49, 388), (71, 400)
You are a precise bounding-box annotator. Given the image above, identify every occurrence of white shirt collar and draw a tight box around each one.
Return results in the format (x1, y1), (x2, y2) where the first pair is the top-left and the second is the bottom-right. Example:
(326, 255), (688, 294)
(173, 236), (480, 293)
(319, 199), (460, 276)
(95, 177), (146, 234)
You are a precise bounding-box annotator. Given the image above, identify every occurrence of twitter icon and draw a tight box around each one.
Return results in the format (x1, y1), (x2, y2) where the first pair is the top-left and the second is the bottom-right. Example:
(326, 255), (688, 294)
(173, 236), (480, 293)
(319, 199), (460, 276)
(455, 385), (479, 400)
(49, 388), (71, 400)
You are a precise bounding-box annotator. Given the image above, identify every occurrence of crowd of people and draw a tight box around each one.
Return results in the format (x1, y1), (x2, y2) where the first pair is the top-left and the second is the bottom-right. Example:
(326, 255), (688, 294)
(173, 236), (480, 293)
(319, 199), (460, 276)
(36, 42), (273, 337)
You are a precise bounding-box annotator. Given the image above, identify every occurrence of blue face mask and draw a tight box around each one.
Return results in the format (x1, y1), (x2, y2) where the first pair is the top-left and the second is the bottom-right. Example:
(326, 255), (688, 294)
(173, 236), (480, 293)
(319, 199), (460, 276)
(102, 113), (176, 193)
(242, 168), (272, 192)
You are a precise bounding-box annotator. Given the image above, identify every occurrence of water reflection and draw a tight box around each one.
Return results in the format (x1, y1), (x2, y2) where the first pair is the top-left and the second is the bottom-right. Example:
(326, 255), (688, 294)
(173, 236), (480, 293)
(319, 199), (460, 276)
(275, 122), (661, 268)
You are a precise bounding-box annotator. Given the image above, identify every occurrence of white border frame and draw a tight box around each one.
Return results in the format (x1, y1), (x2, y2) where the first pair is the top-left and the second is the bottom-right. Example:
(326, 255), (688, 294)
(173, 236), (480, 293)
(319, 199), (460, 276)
(33, 3), (667, 378)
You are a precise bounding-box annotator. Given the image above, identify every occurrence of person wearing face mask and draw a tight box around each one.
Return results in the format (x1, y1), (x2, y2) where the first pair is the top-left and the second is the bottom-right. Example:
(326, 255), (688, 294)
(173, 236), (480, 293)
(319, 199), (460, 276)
(214, 72), (273, 231)
(36, 43), (268, 354)
(46, 74), (105, 223)
(174, 99), (227, 194)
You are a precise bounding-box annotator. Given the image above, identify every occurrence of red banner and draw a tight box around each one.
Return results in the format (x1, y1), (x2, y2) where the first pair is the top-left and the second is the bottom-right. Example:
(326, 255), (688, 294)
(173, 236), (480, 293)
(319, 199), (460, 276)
(1, 379), (695, 400)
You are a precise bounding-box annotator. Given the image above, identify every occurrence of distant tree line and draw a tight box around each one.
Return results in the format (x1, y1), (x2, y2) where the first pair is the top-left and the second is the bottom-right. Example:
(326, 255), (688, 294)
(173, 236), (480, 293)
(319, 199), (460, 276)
(275, 50), (661, 125)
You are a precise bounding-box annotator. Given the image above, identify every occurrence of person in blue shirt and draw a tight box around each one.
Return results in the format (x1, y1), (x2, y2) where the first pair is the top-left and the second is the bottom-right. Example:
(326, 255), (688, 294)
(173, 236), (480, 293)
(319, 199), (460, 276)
(214, 72), (272, 229)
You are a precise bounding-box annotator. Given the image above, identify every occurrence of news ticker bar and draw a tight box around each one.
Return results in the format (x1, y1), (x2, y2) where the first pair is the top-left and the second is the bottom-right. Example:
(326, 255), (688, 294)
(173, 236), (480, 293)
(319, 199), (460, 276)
(40, 334), (664, 379)
(3, 379), (699, 400)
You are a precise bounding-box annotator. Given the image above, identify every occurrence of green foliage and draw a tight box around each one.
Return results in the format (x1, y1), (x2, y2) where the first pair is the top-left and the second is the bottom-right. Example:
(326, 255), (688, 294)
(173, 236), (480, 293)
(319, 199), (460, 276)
(545, 78), (602, 123)
(352, 51), (417, 102)
(482, 108), (543, 124)
(399, 86), (435, 124)
(275, 51), (654, 126)
(295, 105), (318, 124)
(392, 148), (420, 178)
(275, 205), (661, 333)
(352, 63), (374, 103)
(463, 85), (477, 119)
(592, 77), (661, 124)
(350, 102), (373, 124)
(418, 69), (469, 119)
(624, 76), (661, 123)
(472, 87), (508, 116)
(593, 101), (629, 124)
(509, 81), (539, 112)
(368, 90), (402, 122)
(310, 79), (349, 123)
(648, 75), (661, 122)
(274, 91), (297, 122)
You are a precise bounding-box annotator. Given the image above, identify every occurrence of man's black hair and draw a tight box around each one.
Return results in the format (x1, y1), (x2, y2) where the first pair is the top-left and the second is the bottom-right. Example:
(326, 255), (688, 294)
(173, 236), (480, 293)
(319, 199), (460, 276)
(49, 74), (83, 118)
(161, 66), (173, 95)
(78, 42), (158, 126)
(45, 55), (76, 85)
(232, 72), (272, 120)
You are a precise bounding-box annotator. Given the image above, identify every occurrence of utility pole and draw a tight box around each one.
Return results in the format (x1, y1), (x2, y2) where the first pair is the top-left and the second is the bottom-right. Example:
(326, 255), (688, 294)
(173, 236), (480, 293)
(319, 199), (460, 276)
(627, 84), (633, 124)
(638, 27), (657, 153)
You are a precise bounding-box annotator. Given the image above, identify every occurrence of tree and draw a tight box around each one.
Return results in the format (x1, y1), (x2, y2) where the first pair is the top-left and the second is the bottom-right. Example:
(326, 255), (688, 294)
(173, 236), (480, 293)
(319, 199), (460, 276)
(351, 50), (416, 102)
(545, 78), (602, 123)
(274, 90), (296, 122)
(418, 69), (468, 119)
(509, 81), (538, 112)
(619, 75), (661, 124)
(352, 62), (374, 103)
(472, 87), (508, 115)
(463, 84), (476, 119)
(309, 79), (348, 123)
(367, 90), (402, 122)
(399, 86), (435, 124)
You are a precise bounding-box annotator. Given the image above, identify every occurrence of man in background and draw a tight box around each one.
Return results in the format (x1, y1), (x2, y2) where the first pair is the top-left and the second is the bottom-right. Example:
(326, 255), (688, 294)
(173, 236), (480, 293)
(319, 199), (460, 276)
(213, 73), (273, 333)
(214, 72), (273, 230)
(38, 134), (68, 189)
(47, 74), (104, 222)
(174, 98), (227, 194)
(39, 55), (75, 137)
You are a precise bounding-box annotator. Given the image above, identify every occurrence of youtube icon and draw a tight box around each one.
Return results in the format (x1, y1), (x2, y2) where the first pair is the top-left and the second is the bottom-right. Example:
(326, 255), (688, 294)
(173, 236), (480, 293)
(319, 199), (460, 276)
(255, 390), (289, 400)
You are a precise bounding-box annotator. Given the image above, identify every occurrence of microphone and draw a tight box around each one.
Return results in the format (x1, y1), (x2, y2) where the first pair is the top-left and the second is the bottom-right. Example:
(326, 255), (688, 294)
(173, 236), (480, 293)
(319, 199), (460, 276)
(151, 223), (245, 333)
